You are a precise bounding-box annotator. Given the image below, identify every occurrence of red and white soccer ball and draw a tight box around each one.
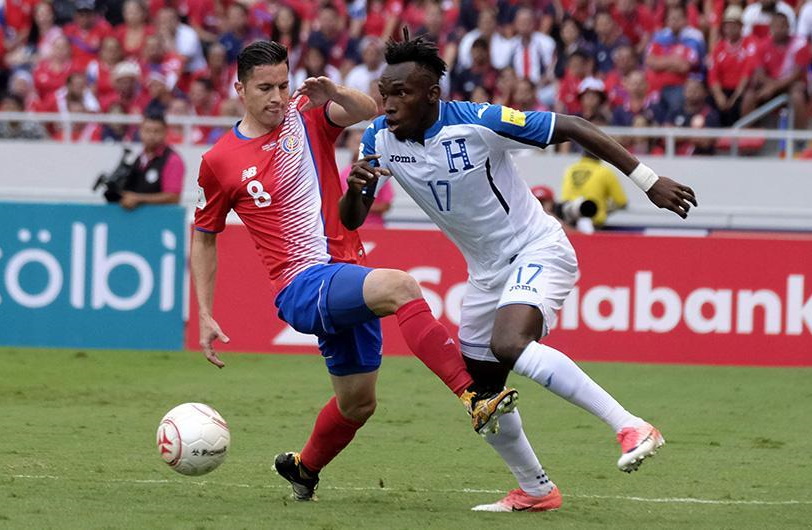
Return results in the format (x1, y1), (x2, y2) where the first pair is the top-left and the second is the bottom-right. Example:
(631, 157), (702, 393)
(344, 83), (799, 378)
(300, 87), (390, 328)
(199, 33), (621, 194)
(156, 403), (231, 476)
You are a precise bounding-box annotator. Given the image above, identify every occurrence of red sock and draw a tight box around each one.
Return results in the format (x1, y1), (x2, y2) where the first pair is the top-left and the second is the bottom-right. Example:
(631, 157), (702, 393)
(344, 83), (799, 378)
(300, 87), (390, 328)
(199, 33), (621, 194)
(299, 397), (364, 472)
(396, 299), (473, 396)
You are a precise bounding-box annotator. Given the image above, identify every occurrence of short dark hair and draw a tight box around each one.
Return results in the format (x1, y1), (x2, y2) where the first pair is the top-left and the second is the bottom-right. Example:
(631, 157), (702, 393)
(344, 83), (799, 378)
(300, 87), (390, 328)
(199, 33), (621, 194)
(471, 37), (489, 51)
(143, 109), (167, 126)
(384, 30), (447, 82)
(237, 40), (289, 83)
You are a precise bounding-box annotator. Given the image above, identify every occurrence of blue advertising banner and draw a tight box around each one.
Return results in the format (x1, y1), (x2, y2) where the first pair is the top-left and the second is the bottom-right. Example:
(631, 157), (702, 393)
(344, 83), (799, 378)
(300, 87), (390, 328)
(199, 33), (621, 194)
(0, 203), (186, 350)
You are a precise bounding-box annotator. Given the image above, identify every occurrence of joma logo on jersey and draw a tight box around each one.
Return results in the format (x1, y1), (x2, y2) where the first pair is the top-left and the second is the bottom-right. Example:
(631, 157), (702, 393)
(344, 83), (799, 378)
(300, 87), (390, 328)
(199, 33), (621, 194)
(241, 166), (257, 181)
(389, 154), (417, 163)
(510, 284), (538, 293)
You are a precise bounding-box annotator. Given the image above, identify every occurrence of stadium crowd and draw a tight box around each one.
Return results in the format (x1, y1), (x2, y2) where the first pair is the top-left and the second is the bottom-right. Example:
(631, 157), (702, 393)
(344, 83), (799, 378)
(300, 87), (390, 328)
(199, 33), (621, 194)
(0, 0), (811, 154)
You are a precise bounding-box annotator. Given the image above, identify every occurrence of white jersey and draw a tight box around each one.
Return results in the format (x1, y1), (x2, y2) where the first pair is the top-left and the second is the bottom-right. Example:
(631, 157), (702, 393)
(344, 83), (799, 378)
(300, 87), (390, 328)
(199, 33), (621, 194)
(363, 100), (565, 288)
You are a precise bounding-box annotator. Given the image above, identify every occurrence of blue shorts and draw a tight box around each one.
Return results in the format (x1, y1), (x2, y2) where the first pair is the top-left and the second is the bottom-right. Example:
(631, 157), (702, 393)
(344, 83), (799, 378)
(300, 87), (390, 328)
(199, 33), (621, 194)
(275, 263), (382, 376)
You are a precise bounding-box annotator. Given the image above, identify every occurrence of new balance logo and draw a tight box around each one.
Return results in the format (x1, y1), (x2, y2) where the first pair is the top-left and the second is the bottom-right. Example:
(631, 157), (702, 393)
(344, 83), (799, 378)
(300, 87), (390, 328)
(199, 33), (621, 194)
(241, 166), (257, 181)
(389, 154), (417, 163)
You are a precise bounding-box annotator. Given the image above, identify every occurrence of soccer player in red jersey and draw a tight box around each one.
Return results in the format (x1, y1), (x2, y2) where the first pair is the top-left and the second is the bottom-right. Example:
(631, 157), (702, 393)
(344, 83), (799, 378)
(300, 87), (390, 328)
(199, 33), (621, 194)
(190, 41), (517, 501)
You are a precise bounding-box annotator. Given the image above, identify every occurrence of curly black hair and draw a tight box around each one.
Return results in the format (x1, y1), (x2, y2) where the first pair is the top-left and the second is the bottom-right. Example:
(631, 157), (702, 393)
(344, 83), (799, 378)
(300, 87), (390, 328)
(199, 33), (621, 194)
(384, 28), (447, 82)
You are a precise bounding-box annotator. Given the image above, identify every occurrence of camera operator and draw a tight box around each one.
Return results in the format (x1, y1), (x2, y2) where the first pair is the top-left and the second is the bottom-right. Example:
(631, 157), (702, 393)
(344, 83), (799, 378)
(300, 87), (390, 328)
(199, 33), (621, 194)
(118, 111), (185, 210)
(531, 185), (596, 234)
(560, 150), (628, 230)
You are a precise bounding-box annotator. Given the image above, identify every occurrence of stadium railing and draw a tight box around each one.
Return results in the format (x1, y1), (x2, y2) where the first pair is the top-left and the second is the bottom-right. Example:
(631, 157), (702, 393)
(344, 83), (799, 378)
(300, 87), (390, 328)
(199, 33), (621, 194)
(2, 111), (812, 158)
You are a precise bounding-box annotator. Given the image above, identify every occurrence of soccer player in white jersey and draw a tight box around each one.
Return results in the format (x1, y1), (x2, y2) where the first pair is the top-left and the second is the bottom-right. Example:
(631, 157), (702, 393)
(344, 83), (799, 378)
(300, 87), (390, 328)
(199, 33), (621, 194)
(340, 34), (698, 512)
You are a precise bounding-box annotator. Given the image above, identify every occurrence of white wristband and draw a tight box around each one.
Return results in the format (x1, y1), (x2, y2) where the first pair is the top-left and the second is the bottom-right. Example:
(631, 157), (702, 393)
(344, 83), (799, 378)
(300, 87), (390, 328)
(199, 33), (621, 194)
(628, 163), (659, 192)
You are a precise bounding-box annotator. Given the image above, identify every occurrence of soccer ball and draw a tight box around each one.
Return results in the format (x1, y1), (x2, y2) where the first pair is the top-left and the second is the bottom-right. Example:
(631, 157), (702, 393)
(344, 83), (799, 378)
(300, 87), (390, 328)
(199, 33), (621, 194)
(156, 402), (230, 476)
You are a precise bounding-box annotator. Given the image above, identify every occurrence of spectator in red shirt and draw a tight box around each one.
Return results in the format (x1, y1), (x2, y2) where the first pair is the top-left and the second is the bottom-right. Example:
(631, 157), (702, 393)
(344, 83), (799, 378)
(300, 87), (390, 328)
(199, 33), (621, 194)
(140, 34), (184, 91)
(87, 36), (124, 101)
(356, 0), (404, 42)
(603, 44), (641, 106)
(102, 60), (150, 114)
(192, 43), (237, 101)
(611, 0), (657, 54)
(115, 0), (155, 60)
(707, 5), (754, 126)
(5, 1), (64, 70)
(3, 0), (39, 52)
(556, 47), (594, 114)
(33, 34), (75, 101)
(742, 12), (811, 129)
(62, 0), (113, 69)
(182, 0), (220, 47)
(189, 77), (220, 117)
(40, 70), (101, 115)
(644, 5), (701, 114)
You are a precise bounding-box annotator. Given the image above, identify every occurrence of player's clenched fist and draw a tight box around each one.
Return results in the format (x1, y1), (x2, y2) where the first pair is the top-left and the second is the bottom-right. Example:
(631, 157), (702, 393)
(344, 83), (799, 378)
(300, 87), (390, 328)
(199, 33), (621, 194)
(347, 154), (391, 195)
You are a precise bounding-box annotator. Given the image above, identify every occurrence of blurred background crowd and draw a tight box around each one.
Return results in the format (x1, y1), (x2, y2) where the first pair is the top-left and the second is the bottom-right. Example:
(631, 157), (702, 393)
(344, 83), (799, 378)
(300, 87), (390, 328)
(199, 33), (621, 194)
(1, 0), (811, 155)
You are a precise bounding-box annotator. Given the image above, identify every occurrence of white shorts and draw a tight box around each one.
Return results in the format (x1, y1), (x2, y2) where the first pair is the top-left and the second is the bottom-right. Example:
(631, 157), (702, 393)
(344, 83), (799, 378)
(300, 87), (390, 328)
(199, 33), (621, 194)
(458, 235), (579, 363)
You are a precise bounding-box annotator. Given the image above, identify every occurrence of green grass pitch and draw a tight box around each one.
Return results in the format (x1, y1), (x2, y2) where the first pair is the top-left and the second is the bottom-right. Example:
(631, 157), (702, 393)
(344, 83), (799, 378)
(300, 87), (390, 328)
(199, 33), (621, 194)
(2, 347), (811, 529)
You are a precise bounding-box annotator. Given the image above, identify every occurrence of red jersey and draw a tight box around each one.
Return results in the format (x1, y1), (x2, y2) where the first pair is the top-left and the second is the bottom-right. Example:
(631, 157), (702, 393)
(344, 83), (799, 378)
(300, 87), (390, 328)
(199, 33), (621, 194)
(603, 69), (625, 106)
(364, 0), (403, 36)
(753, 37), (811, 81)
(33, 60), (75, 99)
(558, 72), (583, 114)
(645, 41), (699, 92)
(611, 4), (657, 46)
(86, 60), (116, 100)
(707, 38), (757, 90)
(63, 18), (114, 69)
(194, 97), (365, 294)
(114, 25), (156, 59)
(4, 0), (37, 37)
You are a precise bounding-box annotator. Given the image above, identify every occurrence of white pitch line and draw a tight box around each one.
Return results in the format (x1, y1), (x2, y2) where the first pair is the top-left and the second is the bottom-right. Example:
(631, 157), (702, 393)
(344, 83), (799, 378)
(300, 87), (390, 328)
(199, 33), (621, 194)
(7, 474), (811, 506)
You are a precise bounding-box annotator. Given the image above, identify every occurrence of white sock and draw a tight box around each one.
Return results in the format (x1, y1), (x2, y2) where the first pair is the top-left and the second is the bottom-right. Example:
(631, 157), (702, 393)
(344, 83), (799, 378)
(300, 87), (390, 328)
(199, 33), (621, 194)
(484, 409), (554, 497)
(513, 342), (645, 433)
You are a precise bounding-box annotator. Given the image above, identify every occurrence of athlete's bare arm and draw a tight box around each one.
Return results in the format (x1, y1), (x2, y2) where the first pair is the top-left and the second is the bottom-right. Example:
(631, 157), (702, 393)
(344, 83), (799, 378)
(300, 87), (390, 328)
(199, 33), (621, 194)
(190, 229), (230, 368)
(295, 76), (378, 127)
(340, 154), (391, 230)
(551, 114), (698, 219)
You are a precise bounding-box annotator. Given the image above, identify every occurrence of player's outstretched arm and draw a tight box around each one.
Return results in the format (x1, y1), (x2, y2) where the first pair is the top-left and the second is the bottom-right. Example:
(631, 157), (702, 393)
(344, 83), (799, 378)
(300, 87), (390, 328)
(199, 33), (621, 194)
(296, 77), (378, 127)
(190, 230), (230, 368)
(550, 114), (698, 218)
(340, 154), (391, 230)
